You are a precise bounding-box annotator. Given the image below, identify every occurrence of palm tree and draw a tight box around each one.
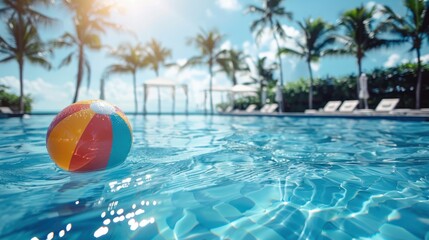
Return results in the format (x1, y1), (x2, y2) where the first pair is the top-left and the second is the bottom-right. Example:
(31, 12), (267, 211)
(0, 0), (53, 25)
(0, 18), (51, 113)
(185, 29), (224, 115)
(383, 0), (429, 109)
(279, 18), (336, 109)
(247, 0), (293, 112)
(338, 5), (398, 108)
(145, 39), (172, 77)
(217, 49), (249, 86)
(53, 0), (121, 103)
(0, 0), (54, 113)
(101, 43), (146, 114)
(248, 56), (278, 104)
(250, 56), (278, 88)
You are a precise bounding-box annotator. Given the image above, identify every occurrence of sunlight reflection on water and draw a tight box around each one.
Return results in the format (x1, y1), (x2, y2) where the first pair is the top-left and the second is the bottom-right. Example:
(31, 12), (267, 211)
(0, 115), (428, 239)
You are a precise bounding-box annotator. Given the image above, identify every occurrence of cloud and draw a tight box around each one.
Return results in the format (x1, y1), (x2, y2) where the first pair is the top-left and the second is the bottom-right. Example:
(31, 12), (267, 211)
(220, 40), (232, 50)
(384, 53), (400, 67)
(420, 54), (429, 63)
(311, 62), (320, 72)
(366, 1), (385, 19)
(0, 76), (138, 112)
(216, 0), (241, 11)
(0, 76), (76, 111)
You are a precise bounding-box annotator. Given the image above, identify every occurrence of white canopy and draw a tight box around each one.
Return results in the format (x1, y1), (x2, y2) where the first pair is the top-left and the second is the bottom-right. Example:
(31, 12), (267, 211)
(206, 85), (232, 92)
(144, 78), (178, 87)
(143, 78), (188, 115)
(203, 84), (258, 114)
(231, 84), (258, 93)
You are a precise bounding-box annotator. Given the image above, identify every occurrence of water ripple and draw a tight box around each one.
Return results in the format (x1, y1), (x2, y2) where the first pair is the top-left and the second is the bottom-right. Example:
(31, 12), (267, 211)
(0, 115), (428, 239)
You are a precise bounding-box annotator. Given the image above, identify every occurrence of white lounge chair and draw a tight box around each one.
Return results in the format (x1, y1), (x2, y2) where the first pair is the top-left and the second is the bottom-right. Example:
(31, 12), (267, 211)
(217, 105), (234, 113)
(225, 106), (234, 113)
(375, 98), (399, 112)
(323, 101), (342, 112)
(245, 104), (257, 113)
(0, 107), (14, 114)
(355, 98), (400, 114)
(260, 103), (278, 113)
(266, 103), (278, 113)
(305, 101), (342, 113)
(338, 100), (359, 112)
(260, 104), (271, 113)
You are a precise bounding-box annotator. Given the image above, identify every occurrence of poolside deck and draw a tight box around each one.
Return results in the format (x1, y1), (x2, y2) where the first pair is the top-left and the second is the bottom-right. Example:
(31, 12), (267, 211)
(220, 111), (429, 121)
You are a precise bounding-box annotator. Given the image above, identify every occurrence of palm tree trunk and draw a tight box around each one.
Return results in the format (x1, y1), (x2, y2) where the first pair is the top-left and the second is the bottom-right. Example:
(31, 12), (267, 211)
(156, 71), (161, 115)
(99, 75), (105, 100)
(270, 21), (284, 113)
(357, 56), (363, 109)
(307, 60), (314, 109)
(415, 47), (422, 109)
(17, 14), (24, 113)
(133, 71), (138, 114)
(18, 58), (24, 113)
(209, 59), (214, 115)
(73, 44), (84, 103)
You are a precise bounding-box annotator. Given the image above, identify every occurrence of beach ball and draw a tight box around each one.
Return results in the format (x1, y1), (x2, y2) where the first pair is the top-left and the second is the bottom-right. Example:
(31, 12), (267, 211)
(46, 100), (132, 172)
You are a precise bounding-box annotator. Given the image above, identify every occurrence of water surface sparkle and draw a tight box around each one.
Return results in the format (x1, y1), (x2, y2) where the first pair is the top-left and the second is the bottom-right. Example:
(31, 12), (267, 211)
(0, 115), (428, 239)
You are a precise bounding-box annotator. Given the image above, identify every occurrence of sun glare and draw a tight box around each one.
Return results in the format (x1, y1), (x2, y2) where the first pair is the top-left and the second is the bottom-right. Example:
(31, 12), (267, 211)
(106, 0), (140, 14)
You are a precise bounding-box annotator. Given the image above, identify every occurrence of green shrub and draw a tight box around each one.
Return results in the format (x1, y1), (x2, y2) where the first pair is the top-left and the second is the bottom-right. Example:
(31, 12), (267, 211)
(0, 84), (33, 113)
(283, 63), (429, 112)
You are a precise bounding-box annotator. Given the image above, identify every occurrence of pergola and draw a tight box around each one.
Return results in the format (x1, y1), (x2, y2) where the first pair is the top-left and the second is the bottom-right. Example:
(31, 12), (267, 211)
(143, 78), (188, 115)
(203, 84), (258, 113)
(203, 86), (232, 114)
(230, 84), (258, 97)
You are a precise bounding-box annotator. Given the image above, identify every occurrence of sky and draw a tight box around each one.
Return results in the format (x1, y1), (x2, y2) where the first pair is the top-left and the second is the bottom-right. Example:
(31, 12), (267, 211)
(0, 0), (428, 112)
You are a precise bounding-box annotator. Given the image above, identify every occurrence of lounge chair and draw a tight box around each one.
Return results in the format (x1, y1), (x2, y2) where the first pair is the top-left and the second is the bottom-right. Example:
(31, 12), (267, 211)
(338, 100), (359, 112)
(375, 98), (400, 112)
(216, 105), (234, 113)
(322, 101), (342, 112)
(0, 107), (14, 114)
(260, 103), (278, 113)
(231, 104), (258, 113)
(245, 104), (257, 113)
(225, 106), (234, 113)
(266, 103), (278, 113)
(305, 101), (342, 114)
(355, 98), (400, 114)
(260, 104), (271, 113)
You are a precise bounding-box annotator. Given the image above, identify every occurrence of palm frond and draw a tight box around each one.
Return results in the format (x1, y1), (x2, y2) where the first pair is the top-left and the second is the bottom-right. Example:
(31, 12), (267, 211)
(50, 32), (78, 48)
(84, 33), (102, 49)
(58, 52), (75, 68)
(104, 64), (133, 75)
(27, 8), (57, 26)
(246, 5), (265, 14)
(275, 21), (287, 38)
(278, 47), (305, 57)
(27, 55), (51, 70)
(180, 56), (204, 70)
(0, 56), (15, 63)
(322, 48), (352, 56)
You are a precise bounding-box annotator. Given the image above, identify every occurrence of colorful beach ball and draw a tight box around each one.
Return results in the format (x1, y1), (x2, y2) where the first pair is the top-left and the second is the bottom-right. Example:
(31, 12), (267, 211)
(46, 100), (132, 172)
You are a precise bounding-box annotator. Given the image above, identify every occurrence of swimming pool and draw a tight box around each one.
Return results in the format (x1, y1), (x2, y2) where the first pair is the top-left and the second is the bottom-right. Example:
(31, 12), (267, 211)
(0, 115), (428, 239)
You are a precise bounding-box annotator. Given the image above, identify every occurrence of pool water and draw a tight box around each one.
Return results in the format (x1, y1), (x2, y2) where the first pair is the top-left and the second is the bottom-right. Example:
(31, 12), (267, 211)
(1, 115), (429, 239)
